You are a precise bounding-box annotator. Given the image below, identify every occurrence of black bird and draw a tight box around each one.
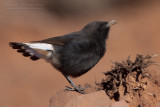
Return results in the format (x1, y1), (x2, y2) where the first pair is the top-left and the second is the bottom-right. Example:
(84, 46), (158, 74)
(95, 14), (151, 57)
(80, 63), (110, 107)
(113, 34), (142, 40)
(9, 20), (117, 94)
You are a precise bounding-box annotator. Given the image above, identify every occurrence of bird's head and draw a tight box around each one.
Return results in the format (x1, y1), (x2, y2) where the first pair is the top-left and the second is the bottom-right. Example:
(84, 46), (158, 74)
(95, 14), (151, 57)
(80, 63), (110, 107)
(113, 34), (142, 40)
(81, 20), (117, 40)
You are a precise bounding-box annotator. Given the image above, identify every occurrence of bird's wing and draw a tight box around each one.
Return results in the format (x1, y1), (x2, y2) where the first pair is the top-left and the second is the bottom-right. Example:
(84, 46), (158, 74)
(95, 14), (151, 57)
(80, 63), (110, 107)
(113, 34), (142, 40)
(32, 33), (81, 46)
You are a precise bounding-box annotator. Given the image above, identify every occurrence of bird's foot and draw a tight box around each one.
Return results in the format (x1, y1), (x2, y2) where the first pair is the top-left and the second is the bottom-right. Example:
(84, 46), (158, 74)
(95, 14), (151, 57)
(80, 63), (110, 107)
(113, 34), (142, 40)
(65, 84), (90, 94)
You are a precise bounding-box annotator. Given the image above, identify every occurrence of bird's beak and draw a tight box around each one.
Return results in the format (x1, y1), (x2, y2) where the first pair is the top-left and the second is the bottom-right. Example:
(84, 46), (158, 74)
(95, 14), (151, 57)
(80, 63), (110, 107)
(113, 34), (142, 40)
(106, 20), (117, 27)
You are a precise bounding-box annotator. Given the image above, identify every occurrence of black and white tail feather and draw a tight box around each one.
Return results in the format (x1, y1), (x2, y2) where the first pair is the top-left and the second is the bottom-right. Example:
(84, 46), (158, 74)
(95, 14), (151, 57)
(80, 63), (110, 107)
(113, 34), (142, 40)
(9, 42), (54, 61)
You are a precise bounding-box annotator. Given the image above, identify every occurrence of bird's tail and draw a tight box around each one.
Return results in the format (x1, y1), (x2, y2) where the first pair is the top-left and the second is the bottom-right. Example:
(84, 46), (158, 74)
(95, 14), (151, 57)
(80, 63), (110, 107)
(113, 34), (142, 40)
(9, 42), (54, 61)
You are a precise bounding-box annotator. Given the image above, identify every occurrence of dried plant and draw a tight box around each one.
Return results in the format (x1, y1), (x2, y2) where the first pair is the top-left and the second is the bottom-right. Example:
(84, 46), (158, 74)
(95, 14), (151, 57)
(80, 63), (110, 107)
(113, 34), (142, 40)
(96, 54), (158, 100)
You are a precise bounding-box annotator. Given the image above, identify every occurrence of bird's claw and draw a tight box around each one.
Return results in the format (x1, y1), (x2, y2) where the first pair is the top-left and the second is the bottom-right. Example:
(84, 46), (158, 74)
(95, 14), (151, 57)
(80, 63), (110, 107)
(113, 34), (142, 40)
(64, 85), (89, 94)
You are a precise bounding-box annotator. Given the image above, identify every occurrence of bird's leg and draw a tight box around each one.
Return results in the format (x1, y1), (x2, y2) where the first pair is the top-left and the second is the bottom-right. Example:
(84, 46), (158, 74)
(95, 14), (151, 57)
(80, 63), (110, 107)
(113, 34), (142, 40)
(63, 75), (88, 94)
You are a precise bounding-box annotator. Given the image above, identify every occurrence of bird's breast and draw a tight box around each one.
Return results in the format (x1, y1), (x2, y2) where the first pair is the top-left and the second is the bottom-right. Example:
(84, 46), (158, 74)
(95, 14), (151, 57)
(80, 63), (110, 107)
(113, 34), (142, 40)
(54, 39), (106, 77)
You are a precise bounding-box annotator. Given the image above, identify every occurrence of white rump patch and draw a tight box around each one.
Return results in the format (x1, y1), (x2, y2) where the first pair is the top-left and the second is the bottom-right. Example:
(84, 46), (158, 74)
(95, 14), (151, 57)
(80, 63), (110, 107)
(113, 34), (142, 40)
(22, 43), (54, 60)
(24, 43), (54, 51)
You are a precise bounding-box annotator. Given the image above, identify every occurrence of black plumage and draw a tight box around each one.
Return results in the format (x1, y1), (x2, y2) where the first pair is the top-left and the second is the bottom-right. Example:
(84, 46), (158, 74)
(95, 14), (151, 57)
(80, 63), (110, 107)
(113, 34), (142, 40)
(9, 20), (117, 93)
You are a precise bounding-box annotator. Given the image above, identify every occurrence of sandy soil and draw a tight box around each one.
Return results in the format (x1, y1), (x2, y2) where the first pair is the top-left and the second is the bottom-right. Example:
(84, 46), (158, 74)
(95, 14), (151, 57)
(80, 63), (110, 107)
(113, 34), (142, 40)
(0, 1), (160, 107)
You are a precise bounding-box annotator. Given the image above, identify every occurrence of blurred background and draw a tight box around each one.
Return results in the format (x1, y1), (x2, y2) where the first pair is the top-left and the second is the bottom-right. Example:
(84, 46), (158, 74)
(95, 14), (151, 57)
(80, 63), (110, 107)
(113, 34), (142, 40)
(0, 0), (160, 107)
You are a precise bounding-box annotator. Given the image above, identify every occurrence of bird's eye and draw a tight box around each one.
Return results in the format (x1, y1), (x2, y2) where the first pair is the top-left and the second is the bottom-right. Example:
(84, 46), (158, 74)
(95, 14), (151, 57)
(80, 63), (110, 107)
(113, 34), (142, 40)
(100, 23), (107, 29)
